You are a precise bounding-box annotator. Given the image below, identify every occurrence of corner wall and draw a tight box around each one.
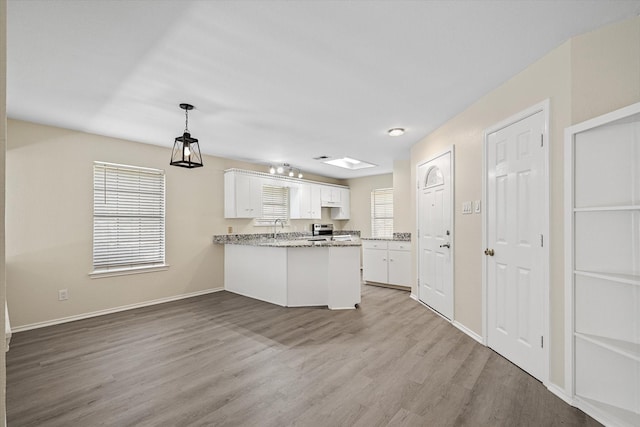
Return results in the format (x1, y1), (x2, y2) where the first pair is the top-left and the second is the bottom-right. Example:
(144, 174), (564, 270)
(5, 119), (345, 329)
(1, 0), (7, 422)
(393, 159), (412, 234)
(410, 16), (640, 387)
(344, 173), (393, 238)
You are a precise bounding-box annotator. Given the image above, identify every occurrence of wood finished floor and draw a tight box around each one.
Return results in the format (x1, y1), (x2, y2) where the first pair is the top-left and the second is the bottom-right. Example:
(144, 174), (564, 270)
(7, 285), (599, 427)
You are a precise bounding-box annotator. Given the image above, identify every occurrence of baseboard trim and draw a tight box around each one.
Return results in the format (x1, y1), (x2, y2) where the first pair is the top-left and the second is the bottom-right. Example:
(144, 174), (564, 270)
(452, 320), (484, 344)
(410, 294), (484, 344)
(546, 383), (573, 406)
(11, 287), (224, 333)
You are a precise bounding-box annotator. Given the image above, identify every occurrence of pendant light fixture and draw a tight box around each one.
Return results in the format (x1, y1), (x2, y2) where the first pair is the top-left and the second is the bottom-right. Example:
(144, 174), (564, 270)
(170, 103), (203, 168)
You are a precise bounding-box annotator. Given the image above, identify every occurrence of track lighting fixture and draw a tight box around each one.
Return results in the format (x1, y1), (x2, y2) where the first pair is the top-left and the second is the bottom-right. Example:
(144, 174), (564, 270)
(268, 163), (303, 179)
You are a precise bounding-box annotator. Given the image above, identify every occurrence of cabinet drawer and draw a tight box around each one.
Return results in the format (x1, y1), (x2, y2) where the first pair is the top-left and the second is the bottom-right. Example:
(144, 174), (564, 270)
(362, 240), (388, 250)
(388, 241), (411, 251)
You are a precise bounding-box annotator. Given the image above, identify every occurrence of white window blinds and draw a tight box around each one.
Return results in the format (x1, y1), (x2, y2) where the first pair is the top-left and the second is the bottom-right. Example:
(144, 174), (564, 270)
(93, 162), (166, 273)
(371, 188), (393, 239)
(260, 185), (289, 222)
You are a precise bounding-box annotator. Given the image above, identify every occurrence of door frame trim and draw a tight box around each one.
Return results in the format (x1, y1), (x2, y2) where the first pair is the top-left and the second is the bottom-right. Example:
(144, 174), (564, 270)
(481, 99), (550, 384)
(416, 145), (455, 321)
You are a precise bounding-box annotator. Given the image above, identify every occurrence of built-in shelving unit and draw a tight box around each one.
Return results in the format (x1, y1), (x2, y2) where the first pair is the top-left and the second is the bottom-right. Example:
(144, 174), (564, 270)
(565, 102), (640, 427)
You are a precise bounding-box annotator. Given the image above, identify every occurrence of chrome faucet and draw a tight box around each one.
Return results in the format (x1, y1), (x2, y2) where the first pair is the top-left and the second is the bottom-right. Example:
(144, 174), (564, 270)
(273, 218), (284, 240)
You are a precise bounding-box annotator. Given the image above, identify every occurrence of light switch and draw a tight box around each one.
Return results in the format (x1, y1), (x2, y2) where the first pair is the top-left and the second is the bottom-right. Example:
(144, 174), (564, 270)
(474, 200), (481, 213)
(462, 201), (472, 215)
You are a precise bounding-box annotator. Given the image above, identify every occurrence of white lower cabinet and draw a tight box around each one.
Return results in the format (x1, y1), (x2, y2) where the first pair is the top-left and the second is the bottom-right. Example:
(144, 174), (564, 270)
(225, 244), (360, 309)
(362, 240), (412, 287)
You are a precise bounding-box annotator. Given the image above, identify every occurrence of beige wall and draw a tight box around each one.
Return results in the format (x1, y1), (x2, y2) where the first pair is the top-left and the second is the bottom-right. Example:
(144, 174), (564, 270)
(342, 162), (411, 238)
(571, 18), (640, 124)
(343, 173), (392, 238)
(5, 120), (347, 328)
(392, 159), (412, 234)
(410, 17), (639, 388)
(1, 0), (7, 421)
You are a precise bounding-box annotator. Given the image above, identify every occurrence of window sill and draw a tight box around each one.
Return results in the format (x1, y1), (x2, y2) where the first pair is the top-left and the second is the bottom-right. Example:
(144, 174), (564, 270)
(89, 264), (170, 279)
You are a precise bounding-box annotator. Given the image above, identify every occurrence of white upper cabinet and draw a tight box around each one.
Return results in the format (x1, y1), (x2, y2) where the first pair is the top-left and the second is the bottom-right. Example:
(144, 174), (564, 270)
(224, 169), (349, 221)
(224, 171), (263, 218)
(331, 187), (350, 220)
(320, 186), (342, 207)
(290, 183), (321, 219)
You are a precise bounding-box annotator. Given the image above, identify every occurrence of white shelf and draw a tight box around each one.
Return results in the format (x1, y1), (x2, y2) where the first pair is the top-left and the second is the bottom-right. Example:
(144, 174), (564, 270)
(574, 270), (640, 286)
(566, 102), (640, 427)
(577, 396), (640, 427)
(575, 332), (640, 362)
(574, 205), (640, 212)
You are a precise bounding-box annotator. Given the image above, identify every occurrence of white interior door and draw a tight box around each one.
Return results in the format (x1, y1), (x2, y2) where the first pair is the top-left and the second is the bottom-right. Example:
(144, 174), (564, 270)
(418, 150), (453, 320)
(486, 110), (545, 380)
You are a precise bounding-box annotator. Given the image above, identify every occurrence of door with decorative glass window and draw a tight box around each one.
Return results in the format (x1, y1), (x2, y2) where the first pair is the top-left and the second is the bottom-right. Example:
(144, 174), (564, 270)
(418, 149), (453, 320)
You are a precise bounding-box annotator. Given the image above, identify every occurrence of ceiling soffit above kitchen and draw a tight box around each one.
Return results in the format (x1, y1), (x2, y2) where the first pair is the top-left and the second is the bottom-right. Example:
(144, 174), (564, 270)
(6, 1), (640, 178)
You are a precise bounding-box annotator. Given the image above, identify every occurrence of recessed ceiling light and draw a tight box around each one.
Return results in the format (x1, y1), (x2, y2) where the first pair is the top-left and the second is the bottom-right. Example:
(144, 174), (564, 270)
(388, 128), (405, 136)
(323, 157), (376, 170)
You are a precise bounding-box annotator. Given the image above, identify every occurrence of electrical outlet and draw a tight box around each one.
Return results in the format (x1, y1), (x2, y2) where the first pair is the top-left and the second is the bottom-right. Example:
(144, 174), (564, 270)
(227, 226), (233, 234)
(58, 289), (68, 301)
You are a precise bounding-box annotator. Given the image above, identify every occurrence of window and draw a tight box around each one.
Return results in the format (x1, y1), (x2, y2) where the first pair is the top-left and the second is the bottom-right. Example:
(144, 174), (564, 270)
(371, 188), (393, 238)
(255, 184), (289, 226)
(425, 165), (444, 188)
(92, 162), (166, 276)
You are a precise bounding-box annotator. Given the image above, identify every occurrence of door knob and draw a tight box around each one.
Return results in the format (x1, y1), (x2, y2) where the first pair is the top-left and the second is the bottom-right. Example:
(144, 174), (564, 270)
(484, 248), (494, 256)
(440, 243), (450, 248)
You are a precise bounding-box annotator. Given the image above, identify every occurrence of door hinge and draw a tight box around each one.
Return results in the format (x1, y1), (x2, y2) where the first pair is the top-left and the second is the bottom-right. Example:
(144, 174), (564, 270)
(541, 336), (544, 348)
(417, 180), (420, 190)
(540, 234), (544, 247)
(540, 134), (544, 147)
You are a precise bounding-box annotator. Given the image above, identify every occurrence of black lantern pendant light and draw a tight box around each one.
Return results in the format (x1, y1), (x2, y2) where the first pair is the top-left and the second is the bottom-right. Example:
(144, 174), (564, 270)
(170, 103), (203, 168)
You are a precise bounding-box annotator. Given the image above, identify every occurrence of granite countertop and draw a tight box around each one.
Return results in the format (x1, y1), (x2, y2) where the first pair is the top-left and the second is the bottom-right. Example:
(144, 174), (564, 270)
(213, 231), (362, 248)
(361, 232), (411, 242)
(237, 239), (361, 248)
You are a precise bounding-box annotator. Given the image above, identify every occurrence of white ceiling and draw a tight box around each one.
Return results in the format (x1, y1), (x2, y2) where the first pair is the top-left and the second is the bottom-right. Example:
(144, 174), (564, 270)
(7, 0), (640, 179)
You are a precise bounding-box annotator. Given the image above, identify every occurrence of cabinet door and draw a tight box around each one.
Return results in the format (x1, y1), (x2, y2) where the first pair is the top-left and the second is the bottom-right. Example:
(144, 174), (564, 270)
(289, 184), (304, 219)
(291, 184), (321, 219)
(309, 185), (322, 219)
(224, 172), (262, 218)
(235, 174), (262, 218)
(321, 186), (342, 206)
(331, 188), (350, 220)
(363, 248), (388, 283)
(388, 249), (411, 286)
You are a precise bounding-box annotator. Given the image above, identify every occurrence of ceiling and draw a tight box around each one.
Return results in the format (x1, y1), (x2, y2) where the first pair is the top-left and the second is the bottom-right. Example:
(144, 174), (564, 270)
(7, 0), (640, 179)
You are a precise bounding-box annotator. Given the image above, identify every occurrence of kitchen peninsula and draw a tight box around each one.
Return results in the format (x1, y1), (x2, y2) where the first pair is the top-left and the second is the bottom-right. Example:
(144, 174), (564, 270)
(214, 234), (361, 310)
